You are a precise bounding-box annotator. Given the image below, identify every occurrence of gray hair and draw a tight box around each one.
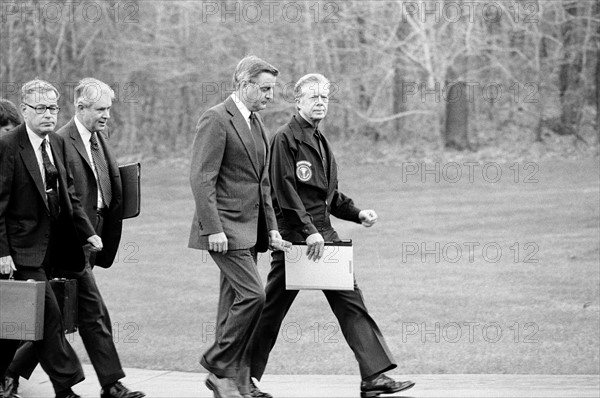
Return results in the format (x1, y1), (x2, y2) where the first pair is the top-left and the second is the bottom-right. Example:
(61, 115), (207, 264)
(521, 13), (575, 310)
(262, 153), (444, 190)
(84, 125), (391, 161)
(21, 79), (60, 103)
(294, 74), (329, 100)
(232, 55), (279, 90)
(74, 78), (115, 107)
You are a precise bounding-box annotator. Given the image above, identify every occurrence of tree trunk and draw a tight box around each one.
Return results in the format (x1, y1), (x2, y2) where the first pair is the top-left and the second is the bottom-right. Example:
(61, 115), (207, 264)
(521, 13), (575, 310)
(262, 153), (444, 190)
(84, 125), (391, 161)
(444, 81), (470, 150)
(392, 66), (405, 140)
(596, 1), (600, 144)
(558, 2), (583, 136)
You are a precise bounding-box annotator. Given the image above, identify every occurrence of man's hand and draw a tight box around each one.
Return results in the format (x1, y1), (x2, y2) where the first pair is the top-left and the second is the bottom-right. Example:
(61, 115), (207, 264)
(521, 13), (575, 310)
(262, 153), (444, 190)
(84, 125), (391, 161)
(269, 230), (292, 252)
(306, 232), (324, 261)
(209, 232), (228, 254)
(86, 235), (103, 252)
(359, 209), (378, 227)
(0, 255), (16, 275)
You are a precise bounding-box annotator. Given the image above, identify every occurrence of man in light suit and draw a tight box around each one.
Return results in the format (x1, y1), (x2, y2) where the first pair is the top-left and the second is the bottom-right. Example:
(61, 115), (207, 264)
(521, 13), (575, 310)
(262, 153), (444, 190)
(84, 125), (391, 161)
(0, 79), (103, 398)
(5, 78), (144, 398)
(188, 55), (289, 398)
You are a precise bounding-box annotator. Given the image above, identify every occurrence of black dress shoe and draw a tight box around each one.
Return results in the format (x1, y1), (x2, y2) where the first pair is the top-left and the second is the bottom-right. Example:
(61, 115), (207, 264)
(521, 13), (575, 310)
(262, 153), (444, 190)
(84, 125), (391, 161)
(360, 374), (415, 398)
(249, 378), (272, 398)
(55, 389), (81, 398)
(205, 373), (242, 398)
(100, 381), (145, 398)
(3, 376), (22, 398)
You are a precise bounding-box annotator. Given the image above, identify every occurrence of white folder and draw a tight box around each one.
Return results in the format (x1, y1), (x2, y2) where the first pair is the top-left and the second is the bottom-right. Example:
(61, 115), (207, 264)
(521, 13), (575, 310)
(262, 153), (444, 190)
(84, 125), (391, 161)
(285, 240), (354, 290)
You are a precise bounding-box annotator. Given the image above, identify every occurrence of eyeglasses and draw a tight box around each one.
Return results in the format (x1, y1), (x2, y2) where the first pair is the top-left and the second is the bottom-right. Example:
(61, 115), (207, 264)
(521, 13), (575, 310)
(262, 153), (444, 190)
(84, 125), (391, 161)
(23, 103), (60, 115)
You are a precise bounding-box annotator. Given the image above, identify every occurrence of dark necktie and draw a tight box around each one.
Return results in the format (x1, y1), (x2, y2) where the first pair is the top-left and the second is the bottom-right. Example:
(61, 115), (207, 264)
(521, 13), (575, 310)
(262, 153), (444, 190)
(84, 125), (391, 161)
(314, 128), (329, 182)
(40, 140), (59, 221)
(249, 113), (266, 170)
(90, 132), (112, 208)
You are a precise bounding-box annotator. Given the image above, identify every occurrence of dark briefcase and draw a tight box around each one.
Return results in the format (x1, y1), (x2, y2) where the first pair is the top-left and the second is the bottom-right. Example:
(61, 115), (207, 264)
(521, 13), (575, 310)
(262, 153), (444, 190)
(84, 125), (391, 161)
(119, 162), (141, 219)
(50, 278), (78, 334)
(0, 279), (45, 340)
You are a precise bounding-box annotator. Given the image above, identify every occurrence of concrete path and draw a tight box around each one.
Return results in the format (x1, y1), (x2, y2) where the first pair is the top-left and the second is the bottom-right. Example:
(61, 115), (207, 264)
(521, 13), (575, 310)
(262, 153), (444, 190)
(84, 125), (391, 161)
(18, 365), (599, 397)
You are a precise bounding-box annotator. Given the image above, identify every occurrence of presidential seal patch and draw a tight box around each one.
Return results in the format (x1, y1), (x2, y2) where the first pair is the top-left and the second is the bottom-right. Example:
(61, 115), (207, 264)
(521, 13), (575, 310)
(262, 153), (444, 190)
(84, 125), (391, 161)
(296, 160), (312, 182)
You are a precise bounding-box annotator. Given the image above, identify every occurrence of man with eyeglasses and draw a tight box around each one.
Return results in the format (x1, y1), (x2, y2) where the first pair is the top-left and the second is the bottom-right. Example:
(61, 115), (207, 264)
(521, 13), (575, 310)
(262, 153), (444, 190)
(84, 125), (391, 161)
(188, 55), (290, 398)
(4, 78), (145, 398)
(0, 79), (103, 398)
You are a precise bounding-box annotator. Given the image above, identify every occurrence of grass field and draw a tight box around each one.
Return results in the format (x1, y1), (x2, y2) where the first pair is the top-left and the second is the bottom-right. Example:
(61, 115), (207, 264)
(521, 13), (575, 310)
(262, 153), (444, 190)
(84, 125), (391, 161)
(69, 157), (600, 376)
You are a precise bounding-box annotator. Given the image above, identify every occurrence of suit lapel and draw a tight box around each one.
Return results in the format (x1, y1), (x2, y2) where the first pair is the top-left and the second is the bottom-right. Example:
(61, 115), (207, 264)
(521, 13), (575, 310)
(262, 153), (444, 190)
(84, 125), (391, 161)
(68, 119), (93, 171)
(17, 126), (48, 210)
(225, 97), (260, 178)
(48, 134), (70, 207)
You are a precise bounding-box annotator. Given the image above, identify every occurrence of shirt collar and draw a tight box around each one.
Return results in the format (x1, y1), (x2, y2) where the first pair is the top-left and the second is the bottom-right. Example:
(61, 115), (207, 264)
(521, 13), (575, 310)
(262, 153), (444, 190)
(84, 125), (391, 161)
(295, 112), (319, 133)
(25, 123), (47, 150)
(74, 115), (93, 142)
(231, 93), (252, 122)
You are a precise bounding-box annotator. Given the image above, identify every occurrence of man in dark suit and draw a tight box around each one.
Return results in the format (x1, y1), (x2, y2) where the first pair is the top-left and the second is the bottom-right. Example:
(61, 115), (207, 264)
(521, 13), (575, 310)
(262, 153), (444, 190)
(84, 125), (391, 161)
(249, 74), (415, 398)
(5, 78), (144, 398)
(0, 79), (103, 398)
(188, 55), (289, 398)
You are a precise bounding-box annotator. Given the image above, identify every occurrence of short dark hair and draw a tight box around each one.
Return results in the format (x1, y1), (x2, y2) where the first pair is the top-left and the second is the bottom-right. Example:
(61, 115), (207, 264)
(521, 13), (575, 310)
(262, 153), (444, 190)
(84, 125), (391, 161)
(0, 98), (21, 127)
(232, 55), (279, 90)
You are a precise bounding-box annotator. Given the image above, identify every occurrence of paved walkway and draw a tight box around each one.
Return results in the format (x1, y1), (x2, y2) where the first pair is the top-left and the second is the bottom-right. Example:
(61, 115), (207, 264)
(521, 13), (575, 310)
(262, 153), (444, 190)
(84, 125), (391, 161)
(19, 365), (599, 397)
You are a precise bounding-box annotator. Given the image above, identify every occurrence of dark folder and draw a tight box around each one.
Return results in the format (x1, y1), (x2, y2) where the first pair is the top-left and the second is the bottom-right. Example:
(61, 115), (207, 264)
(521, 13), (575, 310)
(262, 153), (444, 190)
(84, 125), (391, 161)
(119, 162), (141, 219)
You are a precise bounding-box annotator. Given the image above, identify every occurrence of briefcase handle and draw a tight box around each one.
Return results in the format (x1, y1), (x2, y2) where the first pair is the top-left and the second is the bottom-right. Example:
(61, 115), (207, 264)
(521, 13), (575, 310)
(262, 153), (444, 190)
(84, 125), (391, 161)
(290, 239), (352, 246)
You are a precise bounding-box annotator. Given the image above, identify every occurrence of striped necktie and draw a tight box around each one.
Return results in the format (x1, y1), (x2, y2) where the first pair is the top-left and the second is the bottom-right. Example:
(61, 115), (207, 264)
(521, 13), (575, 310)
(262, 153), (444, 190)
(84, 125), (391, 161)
(90, 132), (112, 208)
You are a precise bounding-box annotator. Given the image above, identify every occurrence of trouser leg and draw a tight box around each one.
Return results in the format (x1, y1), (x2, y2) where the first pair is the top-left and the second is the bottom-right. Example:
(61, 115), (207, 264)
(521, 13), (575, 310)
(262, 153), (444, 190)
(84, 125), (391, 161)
(249, 250), (299, 381)
(74, 266), (125, 387)
(200, 249), (266, 380)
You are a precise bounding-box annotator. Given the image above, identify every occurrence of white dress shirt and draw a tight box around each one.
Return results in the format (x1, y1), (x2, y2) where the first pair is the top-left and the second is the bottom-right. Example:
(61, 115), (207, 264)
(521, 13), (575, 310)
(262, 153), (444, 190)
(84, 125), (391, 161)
(231, 93), (252, 130)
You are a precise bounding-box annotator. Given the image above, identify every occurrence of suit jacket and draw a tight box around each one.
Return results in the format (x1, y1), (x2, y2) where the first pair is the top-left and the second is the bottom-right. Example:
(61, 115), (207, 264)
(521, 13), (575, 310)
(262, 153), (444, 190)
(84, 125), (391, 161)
(0, 124), (95, 271)
(56, 119), (123, 268)
(188, 96), (277, 252)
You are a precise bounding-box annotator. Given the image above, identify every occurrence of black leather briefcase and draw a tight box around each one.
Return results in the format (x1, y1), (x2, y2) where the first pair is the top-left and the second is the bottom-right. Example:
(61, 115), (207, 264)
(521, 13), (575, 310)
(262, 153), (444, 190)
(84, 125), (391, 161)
(50, 278), (78, 334)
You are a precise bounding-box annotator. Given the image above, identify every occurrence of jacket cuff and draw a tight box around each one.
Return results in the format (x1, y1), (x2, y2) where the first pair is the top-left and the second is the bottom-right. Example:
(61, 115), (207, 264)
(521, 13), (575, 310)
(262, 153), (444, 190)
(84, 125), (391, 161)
(350, 207), (362, 224)
(301, 223), (319, 238)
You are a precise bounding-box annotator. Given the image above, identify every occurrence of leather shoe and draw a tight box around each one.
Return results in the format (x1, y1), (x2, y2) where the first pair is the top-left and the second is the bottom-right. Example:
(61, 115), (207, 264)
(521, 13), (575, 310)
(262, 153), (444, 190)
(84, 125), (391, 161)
(55, 389), (81, 398)
(249, 378), (272, 398)
(100, 381), (145, 398)
(3, 376), (22, 398)
(360, 374), (415, 398)
(205, 373), (242, 398)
